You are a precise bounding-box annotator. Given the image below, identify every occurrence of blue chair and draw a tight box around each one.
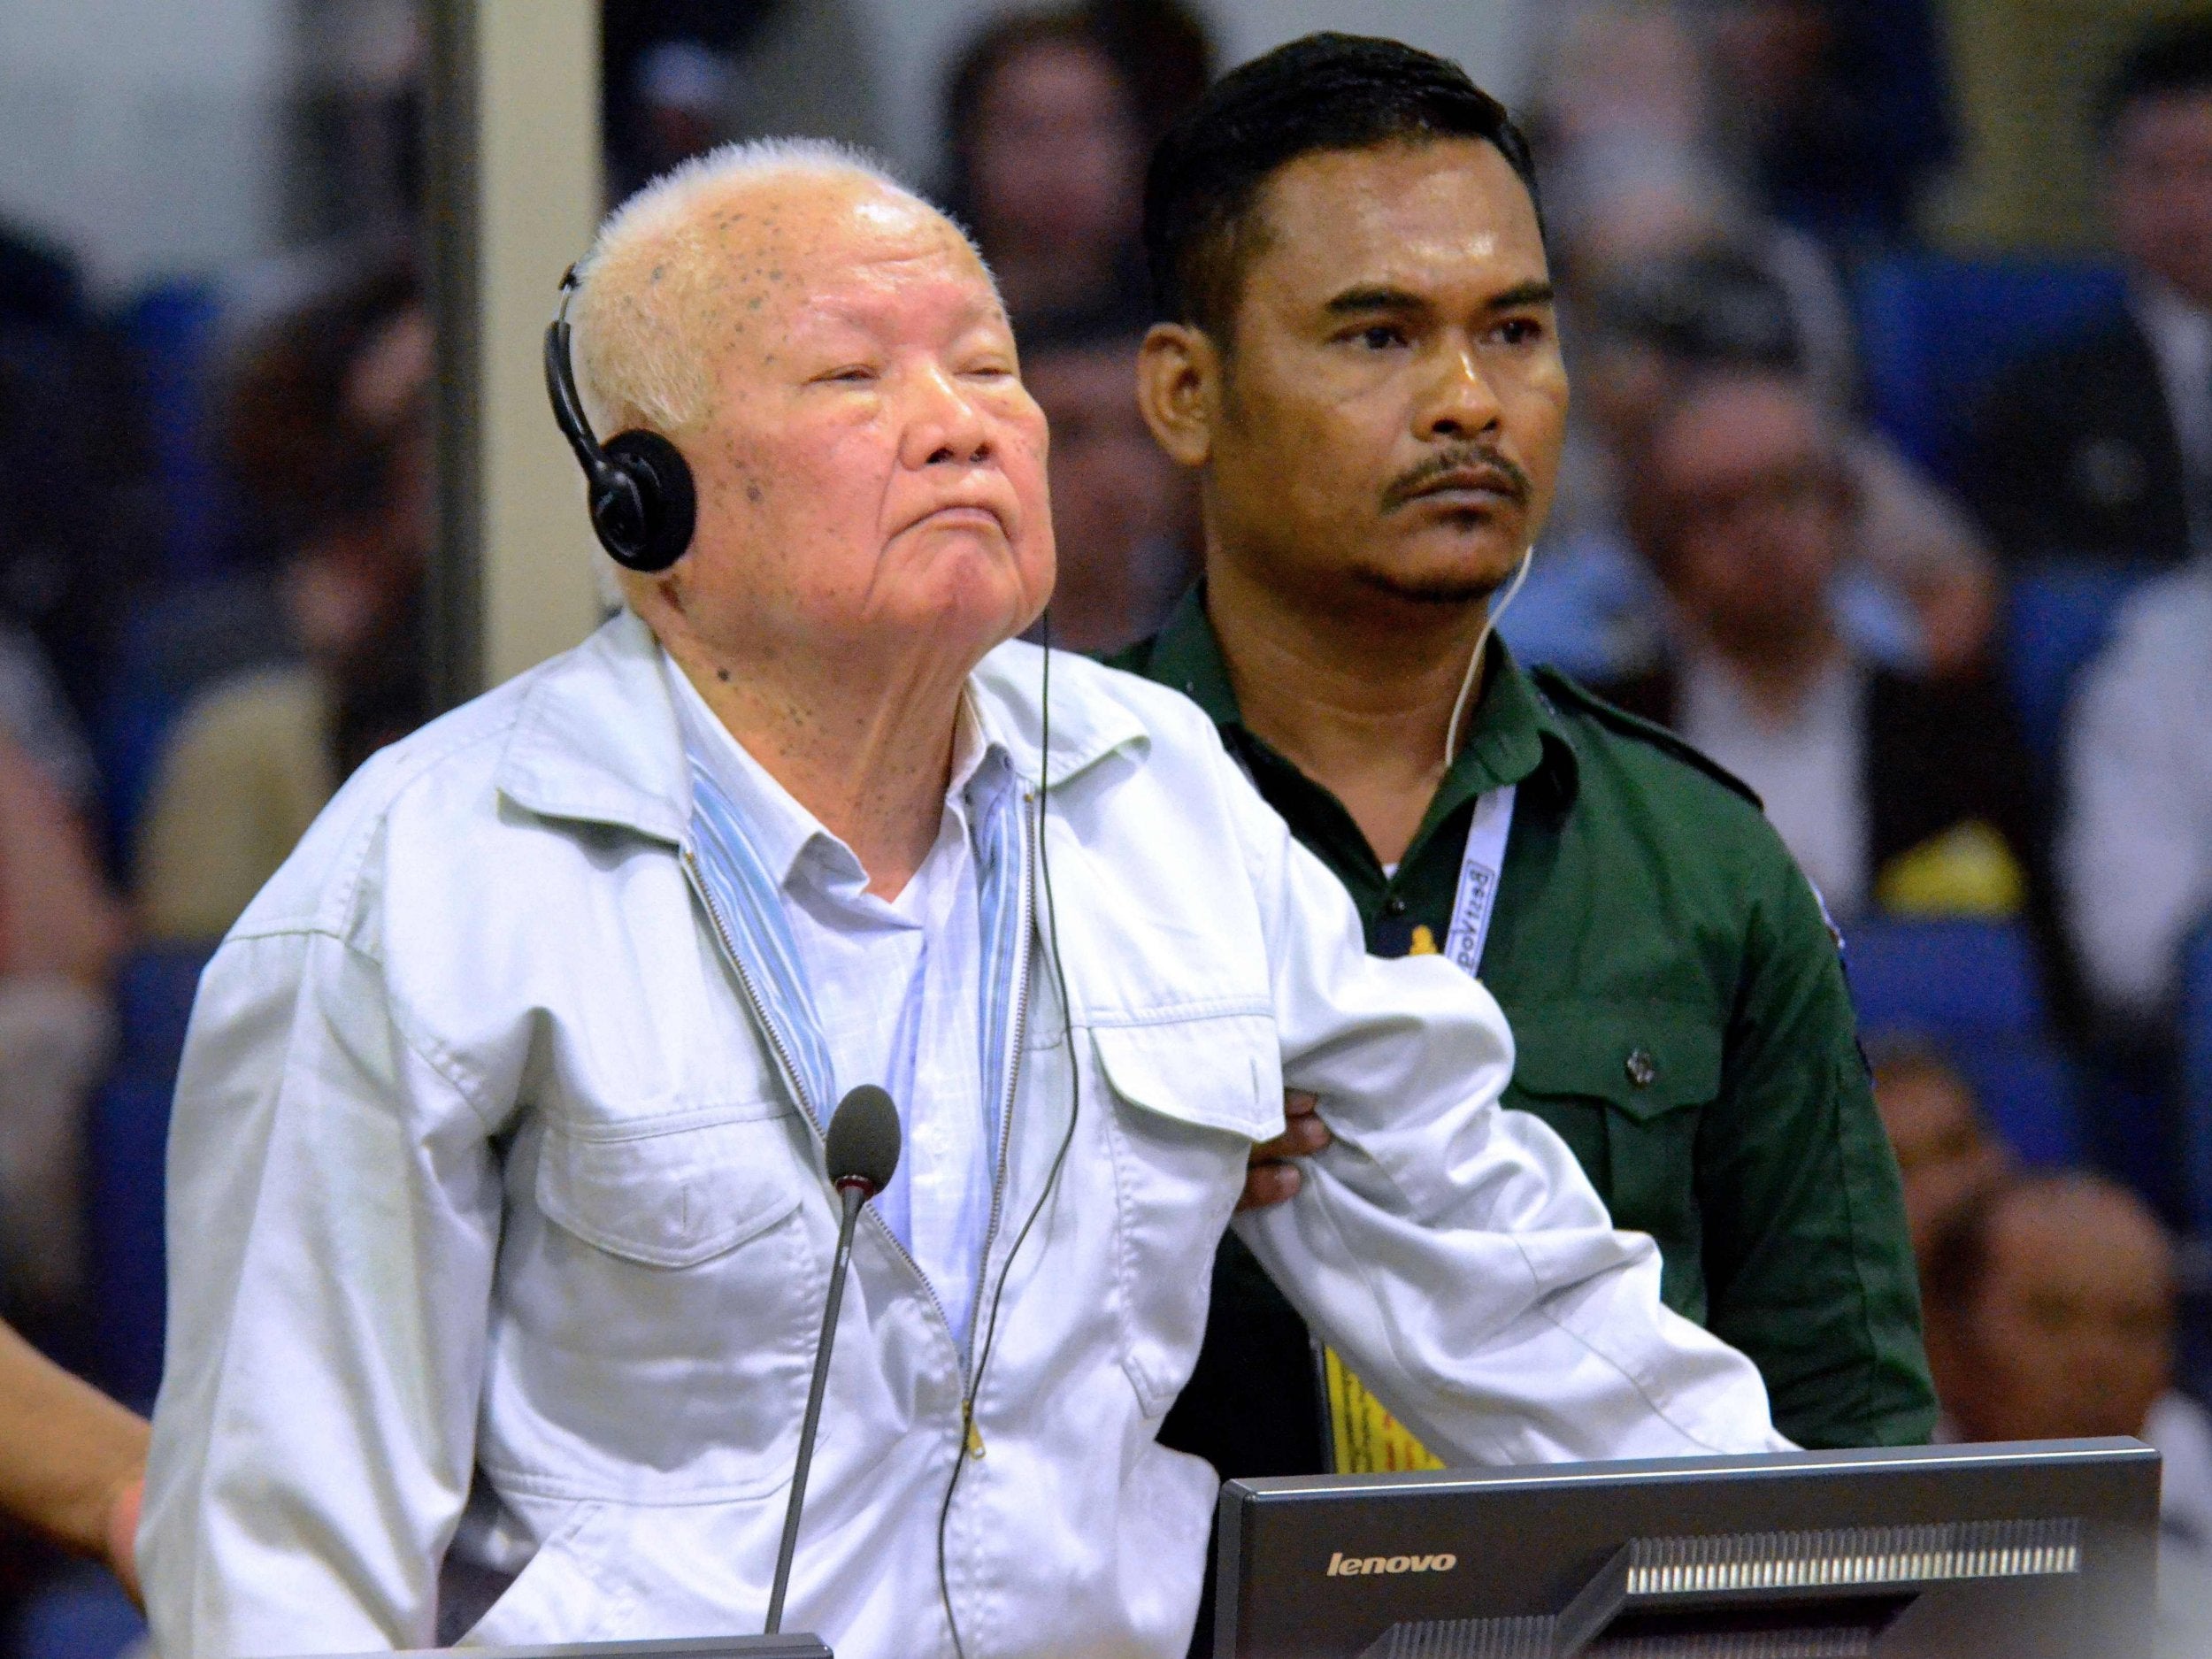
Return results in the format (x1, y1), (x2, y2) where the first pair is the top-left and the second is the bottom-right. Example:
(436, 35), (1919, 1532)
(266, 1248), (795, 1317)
(2181, 919), (2212, 1236)
(1946, 1039), (2083, 1169)
(118, 280), (228, 584)
(88, 944), (214, 1413)
(1843, 916), (2046, 1035)
(1853, 256), (2128, 484)
(2002, 558), (2162, 775)
(18, 1572), (144, 1659)
(1845, 916), (2083, 1166)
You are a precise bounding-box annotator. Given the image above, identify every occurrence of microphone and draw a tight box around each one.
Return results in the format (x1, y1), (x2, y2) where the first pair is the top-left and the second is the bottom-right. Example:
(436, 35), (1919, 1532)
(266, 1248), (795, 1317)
(764, 1085), (902, 1635)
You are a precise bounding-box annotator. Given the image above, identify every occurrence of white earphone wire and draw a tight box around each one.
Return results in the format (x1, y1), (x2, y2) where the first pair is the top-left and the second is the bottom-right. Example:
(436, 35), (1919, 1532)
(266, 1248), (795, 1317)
(1442, 543), (1538, 769)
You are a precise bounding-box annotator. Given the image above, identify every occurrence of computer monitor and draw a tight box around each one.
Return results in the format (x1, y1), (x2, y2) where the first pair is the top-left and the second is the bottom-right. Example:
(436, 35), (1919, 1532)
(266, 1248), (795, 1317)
(1212, 1438), (2160, 1658)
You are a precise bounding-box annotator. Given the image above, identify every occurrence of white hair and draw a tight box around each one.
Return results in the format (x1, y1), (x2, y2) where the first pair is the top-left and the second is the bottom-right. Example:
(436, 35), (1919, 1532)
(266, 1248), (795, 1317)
(569, 137), (972, 438)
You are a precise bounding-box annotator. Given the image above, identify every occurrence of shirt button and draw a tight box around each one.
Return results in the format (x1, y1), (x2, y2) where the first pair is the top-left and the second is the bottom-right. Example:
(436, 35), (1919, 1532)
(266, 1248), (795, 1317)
(1383, 895), (1408, 917)
(1624, 1048), (1658, 1089)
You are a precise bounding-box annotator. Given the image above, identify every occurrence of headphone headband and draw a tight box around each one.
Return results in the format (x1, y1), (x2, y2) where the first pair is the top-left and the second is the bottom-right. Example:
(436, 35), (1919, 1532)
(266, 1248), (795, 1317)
(542, 265), (697, 572)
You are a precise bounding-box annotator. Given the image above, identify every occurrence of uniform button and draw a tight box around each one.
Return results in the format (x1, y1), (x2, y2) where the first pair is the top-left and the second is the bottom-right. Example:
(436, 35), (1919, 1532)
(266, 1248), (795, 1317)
(1383, 895), (1408, 917)
(1624, 1048), (1657, 1088)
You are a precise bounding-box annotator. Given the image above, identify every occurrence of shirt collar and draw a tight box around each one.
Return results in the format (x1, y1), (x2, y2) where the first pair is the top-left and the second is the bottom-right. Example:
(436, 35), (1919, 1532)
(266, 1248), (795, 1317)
(1147, 584), (1581, 831)
(665, 649), (1000, 893)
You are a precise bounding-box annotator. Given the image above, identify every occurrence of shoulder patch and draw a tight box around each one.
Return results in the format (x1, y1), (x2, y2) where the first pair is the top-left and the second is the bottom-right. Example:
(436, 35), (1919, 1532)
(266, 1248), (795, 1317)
(1530, 665), (1763, 810)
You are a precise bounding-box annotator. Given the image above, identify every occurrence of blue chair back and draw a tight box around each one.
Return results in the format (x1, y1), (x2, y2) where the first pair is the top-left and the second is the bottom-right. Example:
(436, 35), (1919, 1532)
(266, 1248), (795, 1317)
(18, 1571), (144, 1659)
(1854, 256), (2128, 484)
(118, 280), (228, 582)
(88, 944), (214, 1412)
(2003, 558), (2162, 774)
(1847, 916), (2083, 1166)
(1845, 916), (2046, 1034)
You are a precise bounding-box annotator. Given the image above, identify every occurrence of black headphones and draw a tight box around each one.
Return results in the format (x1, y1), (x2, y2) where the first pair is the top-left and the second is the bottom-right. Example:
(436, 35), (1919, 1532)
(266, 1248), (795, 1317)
(542, 265), (699, 572)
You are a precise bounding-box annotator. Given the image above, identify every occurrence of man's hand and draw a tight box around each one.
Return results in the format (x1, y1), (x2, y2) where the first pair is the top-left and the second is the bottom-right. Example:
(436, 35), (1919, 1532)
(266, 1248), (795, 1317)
(104, 1473), (142, 1606)
(1238, 1089), (1333, 1210)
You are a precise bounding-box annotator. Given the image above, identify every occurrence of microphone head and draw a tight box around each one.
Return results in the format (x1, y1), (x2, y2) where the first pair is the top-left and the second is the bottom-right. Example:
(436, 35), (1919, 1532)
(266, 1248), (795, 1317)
(825, 1085), (902, 1198)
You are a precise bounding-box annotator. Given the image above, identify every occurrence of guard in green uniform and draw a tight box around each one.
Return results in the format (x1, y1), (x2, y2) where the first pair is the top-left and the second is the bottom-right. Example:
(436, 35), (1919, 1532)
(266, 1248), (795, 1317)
(1113, 33), (1934, 1489)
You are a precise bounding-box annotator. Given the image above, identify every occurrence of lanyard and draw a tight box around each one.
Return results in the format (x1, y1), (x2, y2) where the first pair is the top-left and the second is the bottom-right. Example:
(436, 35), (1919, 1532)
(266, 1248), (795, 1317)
(683, 749), (1026, 1152)
(1440, 784), (1516, 978)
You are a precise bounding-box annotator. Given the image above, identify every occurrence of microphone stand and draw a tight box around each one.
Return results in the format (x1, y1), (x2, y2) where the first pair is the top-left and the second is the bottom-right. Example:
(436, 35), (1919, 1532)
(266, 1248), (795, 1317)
(764, 1175), (872, 1634)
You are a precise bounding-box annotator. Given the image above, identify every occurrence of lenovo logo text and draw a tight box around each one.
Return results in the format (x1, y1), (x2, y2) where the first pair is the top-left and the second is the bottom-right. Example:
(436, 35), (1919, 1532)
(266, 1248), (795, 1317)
(1325, 1551), (1457, 1577)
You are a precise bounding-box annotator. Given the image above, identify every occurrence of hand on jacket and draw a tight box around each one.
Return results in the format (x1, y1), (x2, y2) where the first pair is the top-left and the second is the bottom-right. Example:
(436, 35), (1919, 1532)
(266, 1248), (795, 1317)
(1238, 1090), (1333, 1210)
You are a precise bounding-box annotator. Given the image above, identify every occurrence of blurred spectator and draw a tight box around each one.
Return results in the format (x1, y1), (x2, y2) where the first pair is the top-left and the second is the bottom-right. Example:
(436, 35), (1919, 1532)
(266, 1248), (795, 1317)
(0, 626), (97, 811)
(135, 290), (430, 942)
(0, 731), (126, 1310)
(2060, 560), (2212, 1026)
(1701, 0), (1957, 249)
(1594, 368), (2038, 925)
(1867, 1035), (2014, 1259)
(1960, 19), (2212, 568)
(0, 282), (155, 745)
(1020, 311), (1192, 654)
(1085, 0), (1213, 153)
(944, 8), (1150, 326)
(1924, 1174), (2212, 1622)
(0, 219), (81, 331)
(1509, 245), (1996, 682)
(617, 40), (739, 199)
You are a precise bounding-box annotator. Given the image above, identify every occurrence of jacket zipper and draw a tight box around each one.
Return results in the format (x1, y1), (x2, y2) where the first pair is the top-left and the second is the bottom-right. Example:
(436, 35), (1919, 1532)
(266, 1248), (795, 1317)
(954, 786), (1040, 1455)
(679, 847), (964, 1342)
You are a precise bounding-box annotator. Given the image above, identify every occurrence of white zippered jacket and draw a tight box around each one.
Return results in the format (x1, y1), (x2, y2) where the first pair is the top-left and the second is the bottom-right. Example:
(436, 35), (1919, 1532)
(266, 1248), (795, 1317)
(142, 611), (1786, 1659)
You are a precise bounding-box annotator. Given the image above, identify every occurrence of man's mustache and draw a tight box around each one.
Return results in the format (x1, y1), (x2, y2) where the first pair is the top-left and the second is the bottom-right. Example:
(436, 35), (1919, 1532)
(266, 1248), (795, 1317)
(1380, 446), (1533, 515)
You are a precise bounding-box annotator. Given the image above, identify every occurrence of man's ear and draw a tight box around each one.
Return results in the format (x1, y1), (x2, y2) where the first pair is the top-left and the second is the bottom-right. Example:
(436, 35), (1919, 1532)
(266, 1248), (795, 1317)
(1136, 321), (1220, 470)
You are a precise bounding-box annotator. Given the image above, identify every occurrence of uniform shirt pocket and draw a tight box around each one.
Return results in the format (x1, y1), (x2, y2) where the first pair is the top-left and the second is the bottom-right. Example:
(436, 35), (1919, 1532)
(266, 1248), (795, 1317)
(1092, 1013), (1279, 1419)
(1505, 1004), (1723, 1318)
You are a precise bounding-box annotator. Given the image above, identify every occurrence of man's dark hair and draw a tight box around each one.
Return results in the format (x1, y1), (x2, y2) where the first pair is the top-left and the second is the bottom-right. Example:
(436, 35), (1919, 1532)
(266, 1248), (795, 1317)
(1142, 32), (1540, 340)
(2098, 16), (2212, 139)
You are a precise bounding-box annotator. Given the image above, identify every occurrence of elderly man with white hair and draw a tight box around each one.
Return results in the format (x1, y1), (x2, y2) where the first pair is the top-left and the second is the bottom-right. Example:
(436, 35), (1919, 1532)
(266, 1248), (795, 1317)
(141, 140), (1785, 1659)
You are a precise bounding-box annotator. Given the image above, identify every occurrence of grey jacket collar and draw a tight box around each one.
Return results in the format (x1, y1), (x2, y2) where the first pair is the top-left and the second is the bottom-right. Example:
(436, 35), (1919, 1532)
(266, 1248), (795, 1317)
(493, 609), (1148, 844)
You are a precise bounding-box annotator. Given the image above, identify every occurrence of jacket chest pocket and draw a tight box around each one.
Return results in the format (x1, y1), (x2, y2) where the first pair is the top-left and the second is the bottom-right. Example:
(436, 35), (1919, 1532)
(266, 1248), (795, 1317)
(1505, 1004), (1722, 1317)
(1092, 1013), (1281, 1420)
(504, 1109), (822, 1498)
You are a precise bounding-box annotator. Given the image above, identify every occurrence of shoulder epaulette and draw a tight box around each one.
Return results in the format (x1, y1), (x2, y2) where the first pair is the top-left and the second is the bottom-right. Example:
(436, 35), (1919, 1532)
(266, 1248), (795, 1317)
(1529, 665), (1763, 810)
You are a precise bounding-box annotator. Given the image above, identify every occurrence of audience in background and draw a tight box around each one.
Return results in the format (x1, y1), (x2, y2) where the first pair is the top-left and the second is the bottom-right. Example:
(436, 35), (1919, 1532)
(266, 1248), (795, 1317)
(1962, 20), (2212, 568)
(134, 282), (430, 943)
(0, 248), (154, 747)
(0, 731), (125, 1314)
(1594, 368), (2038, 926)
(617, 40), (739, 200)
(1923, 1173), (2212, 1623)
(1509, 246), (1995, 681)
(942, 8), (1152, 326)
(1701, 0), (1957, 250)
(2062, 557), (2212, 1028)
(1867, 1035), (2014, 1258)
(1019, 311), (1192, 654)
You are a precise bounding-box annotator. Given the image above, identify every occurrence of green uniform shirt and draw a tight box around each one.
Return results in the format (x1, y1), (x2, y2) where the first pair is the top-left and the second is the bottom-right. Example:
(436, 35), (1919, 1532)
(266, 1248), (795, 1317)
(1113, 592), (1936, 1459)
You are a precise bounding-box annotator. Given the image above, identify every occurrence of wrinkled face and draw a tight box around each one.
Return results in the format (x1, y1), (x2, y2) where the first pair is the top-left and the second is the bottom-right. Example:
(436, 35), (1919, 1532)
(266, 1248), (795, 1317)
(657, 178), (1055, 672)
(2112, 91), (2212, 308)
(970, 40), (1141, 255)
(1647, 375), (1848, 655)
(1960, 1188), (2174, 1442)
(1186, 138), (1567, 614)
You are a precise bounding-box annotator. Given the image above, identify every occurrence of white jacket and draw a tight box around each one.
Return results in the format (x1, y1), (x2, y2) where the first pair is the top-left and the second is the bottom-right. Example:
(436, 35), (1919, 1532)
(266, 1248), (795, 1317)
(142, 611), (1784, 1659)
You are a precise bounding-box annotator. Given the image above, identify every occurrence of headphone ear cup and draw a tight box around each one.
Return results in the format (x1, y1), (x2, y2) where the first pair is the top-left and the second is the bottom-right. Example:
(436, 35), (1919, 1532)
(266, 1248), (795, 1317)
(595, 429), (698, 572)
